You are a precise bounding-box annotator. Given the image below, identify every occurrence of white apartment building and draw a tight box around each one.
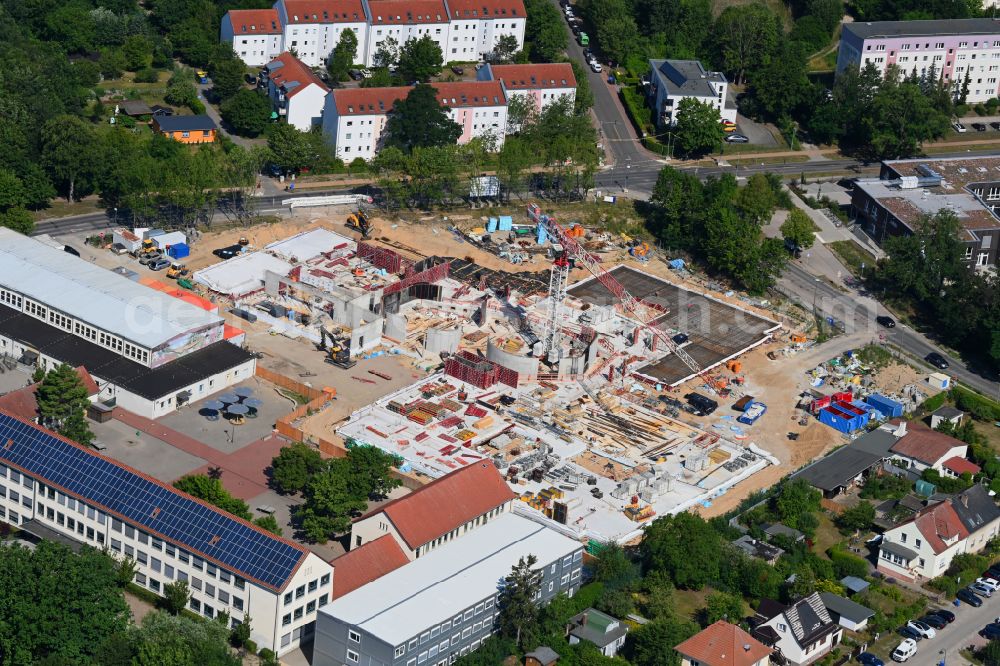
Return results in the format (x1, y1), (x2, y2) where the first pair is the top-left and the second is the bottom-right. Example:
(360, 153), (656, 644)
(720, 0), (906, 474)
(0, 411), (334, 656)
(322, 80), (507, 160)
(221, 9), (285, 66)
(647, 59), (735, 127)
(478, 62), (576, 114)
(222, 0), (527, 68)
(261, 52), (331, 130)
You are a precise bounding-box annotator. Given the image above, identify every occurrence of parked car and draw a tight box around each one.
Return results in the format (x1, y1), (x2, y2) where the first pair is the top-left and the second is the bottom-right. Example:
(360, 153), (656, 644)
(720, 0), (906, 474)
(672, 333), (689, 345)
(590, 61), (602, 73)
(952, 122), (967, 133)
(451, 65), (465, 75)
(721, 120), (737, 133)
(928, 609), (955, 624)
(149, 257), (171, 271)
(905, 620), (936, 639)
(981, 623), (1000, 639)
(891, 639), (918, 662)
(925, 352), (950, 370)
(977, 577), (1000, 591)
(360, 68), (371, 78)
(919, 614), (947, 630)
(973, 122), (988, 131)
(138, 251), (161, 265)
(858, 653), (884, 666)
(725, 133), (750, 143)
(348, 69), (363, 81)
(876, 315), (896, 328)
(991, 121), (1000, 131)
(971, 581), (994, 597)
(213, 245), (243, 260)
(958, 587), (984, 606)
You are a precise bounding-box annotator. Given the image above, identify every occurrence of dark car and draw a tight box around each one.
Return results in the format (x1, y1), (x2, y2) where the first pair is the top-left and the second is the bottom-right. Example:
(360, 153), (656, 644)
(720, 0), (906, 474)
(672, 333), (689, 345)
(958, 587), (984, 607)
(876, 315), (896, 328)
(920, 614), (947, 629)
(684, 392), (718, 416)
(974, 123), (988, 131)
(925, 352), (950, 370)
(987, 565), (1000, 580)
(63, 245), (81, 257)
(451, 65), (465, 75)
(348, 69), (363, 81)
(725, 133), (750, 143)
(858, 653), (884, 666)
(981, 623), (1000, 639)
(213, 244), (243, 260)
(992, 122), (1000, 131)
(928, 608), (956, 624)
(898, 625), (922, 641)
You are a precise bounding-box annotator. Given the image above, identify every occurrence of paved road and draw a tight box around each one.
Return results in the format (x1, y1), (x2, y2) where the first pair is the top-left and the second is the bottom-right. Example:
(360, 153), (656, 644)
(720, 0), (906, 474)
(903, 593), (1000, 666)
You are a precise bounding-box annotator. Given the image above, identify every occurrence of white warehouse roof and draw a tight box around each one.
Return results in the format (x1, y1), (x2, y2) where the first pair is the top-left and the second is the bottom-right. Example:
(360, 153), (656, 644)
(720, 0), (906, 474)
(265, 227), (354, 262)
(193, 251), (292, 298)
(320, 513), (581, 645)
(0, 228), (222, 349)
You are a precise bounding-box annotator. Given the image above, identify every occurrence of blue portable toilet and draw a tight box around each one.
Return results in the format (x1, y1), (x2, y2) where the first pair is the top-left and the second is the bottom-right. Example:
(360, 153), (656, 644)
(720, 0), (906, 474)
(167, 243), (190, 259)
(536, 224), (548, 244)
(487, 217), (498, 232)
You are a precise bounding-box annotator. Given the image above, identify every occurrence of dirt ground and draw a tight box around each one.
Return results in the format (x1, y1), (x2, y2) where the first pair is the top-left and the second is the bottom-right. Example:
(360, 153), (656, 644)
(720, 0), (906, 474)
(871, 360), (934, 396)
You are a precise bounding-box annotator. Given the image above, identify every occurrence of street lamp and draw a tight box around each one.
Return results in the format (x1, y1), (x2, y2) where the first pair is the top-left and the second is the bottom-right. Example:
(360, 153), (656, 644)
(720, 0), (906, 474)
(113, 207), (117, 228)
(624, 158), (631, 193)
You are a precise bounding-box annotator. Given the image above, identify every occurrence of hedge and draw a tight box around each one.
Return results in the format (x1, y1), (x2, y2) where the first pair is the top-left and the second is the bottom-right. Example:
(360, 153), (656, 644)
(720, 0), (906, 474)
(619, 85), (654, 136)
(642, 137), (671, 156)
(952, 386), (1000, 421)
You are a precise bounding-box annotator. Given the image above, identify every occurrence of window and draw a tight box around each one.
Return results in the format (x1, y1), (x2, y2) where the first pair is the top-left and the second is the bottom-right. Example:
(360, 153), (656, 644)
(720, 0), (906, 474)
(282, 614), (291, 626)
(347, 650), (360, 663)
(285, 592), (293, 605)
(205, 583), (215, 598)
(349, 630), (362, 643)
(318, 593), (329, 607)
(296, 585), (305, 599)
(294, 607), (303, 620)
(396, 646), (406, 658)
(307, 600), (316, 613)
(321, 573), (331, 586)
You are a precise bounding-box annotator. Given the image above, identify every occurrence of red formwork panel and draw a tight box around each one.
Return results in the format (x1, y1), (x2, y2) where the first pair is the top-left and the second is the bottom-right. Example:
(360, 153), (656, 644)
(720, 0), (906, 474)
(383, 260), (451, 297)
(444, 350), (518, 390)
(358, 242), (407, 273)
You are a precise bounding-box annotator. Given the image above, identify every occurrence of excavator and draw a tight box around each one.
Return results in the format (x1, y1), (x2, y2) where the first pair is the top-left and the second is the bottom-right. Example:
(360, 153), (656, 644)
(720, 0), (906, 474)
(345, 208), (373, 239)
(317, 328), (356, 369)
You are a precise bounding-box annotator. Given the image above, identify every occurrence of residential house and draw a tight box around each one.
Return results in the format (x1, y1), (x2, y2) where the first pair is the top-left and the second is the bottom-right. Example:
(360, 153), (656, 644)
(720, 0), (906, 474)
(850, 157), (1000, 269)
(566, 609), (628, 657)
(349, 460), (516, 558)
(274, 0), (367, 68)
(674, 620), (772, 666)
(525, 647), (560, 666)
(363, 0), (450, 67)
(889, 422), (968, 473)
(751, 593), (843, 665)
(732, 535), (784, 565)
(314, 513), (583, 666)
(819, 593), (874, 632)
(835, 19), (1000, 103)
(647, 59), (736, 128)
(876, 484), (1000, 581)
(446, 0), (526, 62)
(477, 63), (576, 115)
(220, 8), (284, 65)
(942, 456), (981, 479)
(152, 115), (217, 144)
(260, 52), (331, 130)
(930, 406), (965, 430)
(792, 427), (900, 497)
(762, 523), (805, 543)
(322, 81), (508, 160)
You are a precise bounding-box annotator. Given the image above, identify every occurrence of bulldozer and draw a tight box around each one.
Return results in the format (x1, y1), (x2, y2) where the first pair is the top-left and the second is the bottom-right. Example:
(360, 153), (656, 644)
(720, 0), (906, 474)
(345, 208), (373, 239)
(166, 262), (189, 279)
(317, 328), (356, 369)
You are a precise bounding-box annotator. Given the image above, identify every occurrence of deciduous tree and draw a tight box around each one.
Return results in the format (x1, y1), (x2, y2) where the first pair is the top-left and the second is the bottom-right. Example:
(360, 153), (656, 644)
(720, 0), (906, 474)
(524, 0), (567, 62)
(328, 29), (359, 82)
(220, 89), (272, 137)
(162, 580), (192, 615)
(41, 116), (101, 201)
(490, 34), (520, 63)
(210, 54), (248, 101)
(385, 83), (462, 151)
(173, 475), (252, 520)
(781, 208), (816, 250)
(713, 4), (780, 85)
(270, 441), (326, 494)
(398, 35), (443, 82)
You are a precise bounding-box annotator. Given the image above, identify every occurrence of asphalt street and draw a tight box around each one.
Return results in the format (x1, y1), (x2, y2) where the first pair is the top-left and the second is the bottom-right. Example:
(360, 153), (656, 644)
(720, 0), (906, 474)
(901, 592), (999, 666)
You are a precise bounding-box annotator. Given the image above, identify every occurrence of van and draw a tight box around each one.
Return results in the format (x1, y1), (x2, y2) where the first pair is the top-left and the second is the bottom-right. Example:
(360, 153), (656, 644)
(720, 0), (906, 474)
(891, 638), (917, 662)
(684, 392), (718, 415)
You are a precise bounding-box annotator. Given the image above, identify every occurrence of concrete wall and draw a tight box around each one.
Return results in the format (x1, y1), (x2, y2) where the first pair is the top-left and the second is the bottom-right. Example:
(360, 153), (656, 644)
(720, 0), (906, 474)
(425, 327), (460, 355)
(486, 339), (538, 376)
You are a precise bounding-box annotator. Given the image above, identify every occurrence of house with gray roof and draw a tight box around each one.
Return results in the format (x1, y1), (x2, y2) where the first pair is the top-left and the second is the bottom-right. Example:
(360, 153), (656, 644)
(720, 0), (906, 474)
(566, 609), (628, 657)
(646, 59), (736, 128)
(792, 427), (900, 497)
(751, 593), (843, 666)
(819, 592), (874, 631)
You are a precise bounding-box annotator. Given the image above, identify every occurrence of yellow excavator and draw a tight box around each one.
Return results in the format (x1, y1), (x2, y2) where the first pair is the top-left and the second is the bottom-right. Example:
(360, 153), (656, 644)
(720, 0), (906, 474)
(345, 209), (373, 239)
(166, 262), (189, 279)
(317, 328), (356, 369)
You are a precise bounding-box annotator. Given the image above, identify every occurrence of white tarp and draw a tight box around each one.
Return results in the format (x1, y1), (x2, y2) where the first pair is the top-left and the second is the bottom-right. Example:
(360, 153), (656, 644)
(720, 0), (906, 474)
(193, 252), (292, 298)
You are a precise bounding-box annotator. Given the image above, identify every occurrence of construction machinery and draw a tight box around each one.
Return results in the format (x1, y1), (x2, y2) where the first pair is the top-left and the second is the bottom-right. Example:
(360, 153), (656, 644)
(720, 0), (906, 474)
(238, 236), (250, 246)
(166, 262), (189, 279)
(527, 203), (729, 394)
(317, 328), (356, 369)
(346, 209), (373, 239)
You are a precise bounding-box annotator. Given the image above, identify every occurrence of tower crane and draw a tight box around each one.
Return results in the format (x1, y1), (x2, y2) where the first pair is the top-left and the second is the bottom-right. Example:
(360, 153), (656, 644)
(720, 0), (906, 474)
(527, 204), (726, 393)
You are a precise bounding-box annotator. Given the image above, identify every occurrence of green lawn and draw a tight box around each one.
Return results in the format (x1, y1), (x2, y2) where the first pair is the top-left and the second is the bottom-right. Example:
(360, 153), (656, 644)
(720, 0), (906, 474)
(828, 240), (878, 276)
(31, 197), (104, 222)
(811, 513), (844, 557)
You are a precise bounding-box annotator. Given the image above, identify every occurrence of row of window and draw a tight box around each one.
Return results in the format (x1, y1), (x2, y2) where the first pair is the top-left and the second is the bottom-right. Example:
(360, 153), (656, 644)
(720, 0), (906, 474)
(281, 594), (329, 626)
(0, 288), (22, 309)
(283, 574), (331, 605)
(869, 40), (1000, 51)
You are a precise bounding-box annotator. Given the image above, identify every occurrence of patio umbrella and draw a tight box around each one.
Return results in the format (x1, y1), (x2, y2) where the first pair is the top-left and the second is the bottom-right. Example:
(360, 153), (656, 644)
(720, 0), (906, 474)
(202, 400), (225, 411)
(226, 403), (249, 416)
(234, 386), (254, 399)
(217, 393), (239, 404)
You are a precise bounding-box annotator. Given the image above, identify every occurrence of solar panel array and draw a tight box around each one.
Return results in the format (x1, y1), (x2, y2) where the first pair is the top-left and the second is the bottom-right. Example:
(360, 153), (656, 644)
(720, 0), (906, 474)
(0, 413), (305, 590)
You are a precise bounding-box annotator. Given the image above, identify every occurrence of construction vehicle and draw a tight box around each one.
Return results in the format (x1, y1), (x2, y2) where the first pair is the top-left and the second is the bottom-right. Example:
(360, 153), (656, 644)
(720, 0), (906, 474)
(346, 209), (373, 239)
(238, 236), (249, 246)
(166, 262), (189, 279)
(317, 328), (356, 369)
(140, 239), (156, 253)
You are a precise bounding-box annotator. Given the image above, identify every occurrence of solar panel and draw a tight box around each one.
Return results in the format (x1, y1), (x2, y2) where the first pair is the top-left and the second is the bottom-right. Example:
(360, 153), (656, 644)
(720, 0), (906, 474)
(0, 414), (305, 590)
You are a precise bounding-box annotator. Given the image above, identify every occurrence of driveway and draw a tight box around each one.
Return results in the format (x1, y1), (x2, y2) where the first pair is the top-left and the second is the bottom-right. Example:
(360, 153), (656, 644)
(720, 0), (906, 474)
(735, 113), (778, 147)
(195, 82), (255, 148)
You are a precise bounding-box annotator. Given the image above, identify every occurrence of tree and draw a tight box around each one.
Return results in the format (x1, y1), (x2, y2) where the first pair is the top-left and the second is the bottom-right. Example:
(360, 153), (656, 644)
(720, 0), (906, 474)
(674, 98), (723, 157)
(524, 0), (568, 62)
(497, 555), (541, 648)
(385, 84), (462, 152)
(713, 4), (780, 85)
(628, 618), (699, 666)
(270, 441), (327, 494)
(267, 123), (314, 173)
(780, 208), (816, 250)
(41, 116), (101, 201)
(373, 36), (400, 69)
(172, 475), (252, 520)
(344, 441), (402, 499)
(254, 514), (283, 536)
(116, 556), (138, 587)
(210, 55), (247, 101)
(165, 75), (200, 110)
(220, 90), (272, 137)
(230, 613), (252, 649)
(649, 167), (704, 250)
(593, 542), (637, 588)
(328, 29), (359, 82)
(490, 34), (520, 63)
(131, 610), (240, 666)
(397, 35), (443, 82)
(0, 542), (130, 664)
(0, 208), (35, 235)
(35, 363), (94, 446)
(640, 512), (723, 589)
(748, 42), (813, 120)
(568, 60), (593, 115)
(772, 478), (822, 534)
(702, 591), (744, 626)
(162, 580), (192, 615)
(735, 173), (778, 225)
(122, 34), (152, 71)
(295, 459), (368, 542)
(578, 0), (638, 65)
(0, 168), (27, 211)
(836, 501), (875, 533)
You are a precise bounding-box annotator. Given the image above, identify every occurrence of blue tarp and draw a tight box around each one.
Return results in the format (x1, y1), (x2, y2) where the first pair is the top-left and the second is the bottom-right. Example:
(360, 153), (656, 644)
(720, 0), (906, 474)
(537, 224), (548, 244)
(865, 393), (904, 418)
(668, 259), (685, 269)
(818, 402), (870, 433)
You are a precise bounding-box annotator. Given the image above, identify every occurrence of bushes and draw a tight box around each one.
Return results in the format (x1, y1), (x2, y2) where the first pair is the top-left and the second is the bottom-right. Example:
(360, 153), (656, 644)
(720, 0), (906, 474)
(921, 391), (949, 414)
(619, 85), (654, 136)
(134, 68), (160, 83)
(952, 386), (1000, 421)
(642, 137), (671, 156)
(828, 547), (869, 579)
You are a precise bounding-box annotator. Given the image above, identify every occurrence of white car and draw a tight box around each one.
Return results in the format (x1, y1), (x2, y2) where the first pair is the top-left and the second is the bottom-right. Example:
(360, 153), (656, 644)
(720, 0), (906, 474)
(590, 61), (602, 73)
(952, 121), (967, 133)
(978, 577), (1000, 591)
(905, 620), (935, 639)
(972, 581), (994, 597)
(892, 638), (918, 662)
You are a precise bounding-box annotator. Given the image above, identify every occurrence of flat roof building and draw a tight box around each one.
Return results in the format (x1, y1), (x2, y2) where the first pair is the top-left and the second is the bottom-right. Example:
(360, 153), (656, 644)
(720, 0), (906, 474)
(315, 513), (583, 666)
(0, 410), (333, 656)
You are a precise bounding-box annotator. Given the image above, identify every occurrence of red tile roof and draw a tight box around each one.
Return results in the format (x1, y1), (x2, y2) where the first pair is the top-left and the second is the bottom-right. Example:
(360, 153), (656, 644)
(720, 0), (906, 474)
(911, 501), (970, 554)
(0, 367), (99, 422)
(365, 461), (516, 549)
(490, 63), (576, 90)
(331, 534), (409, 599)
(675, 621), (772, 666)
(331, 81), (505, 115)
(943, 456), (981, 476)
(447, 0), (526, 19)
(268, 52), (330, 98)
(226, 9), (282, 34)
(890, 422), (966, 465)
(282, 0), (365, 23)
(367, 0), (449, 23)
